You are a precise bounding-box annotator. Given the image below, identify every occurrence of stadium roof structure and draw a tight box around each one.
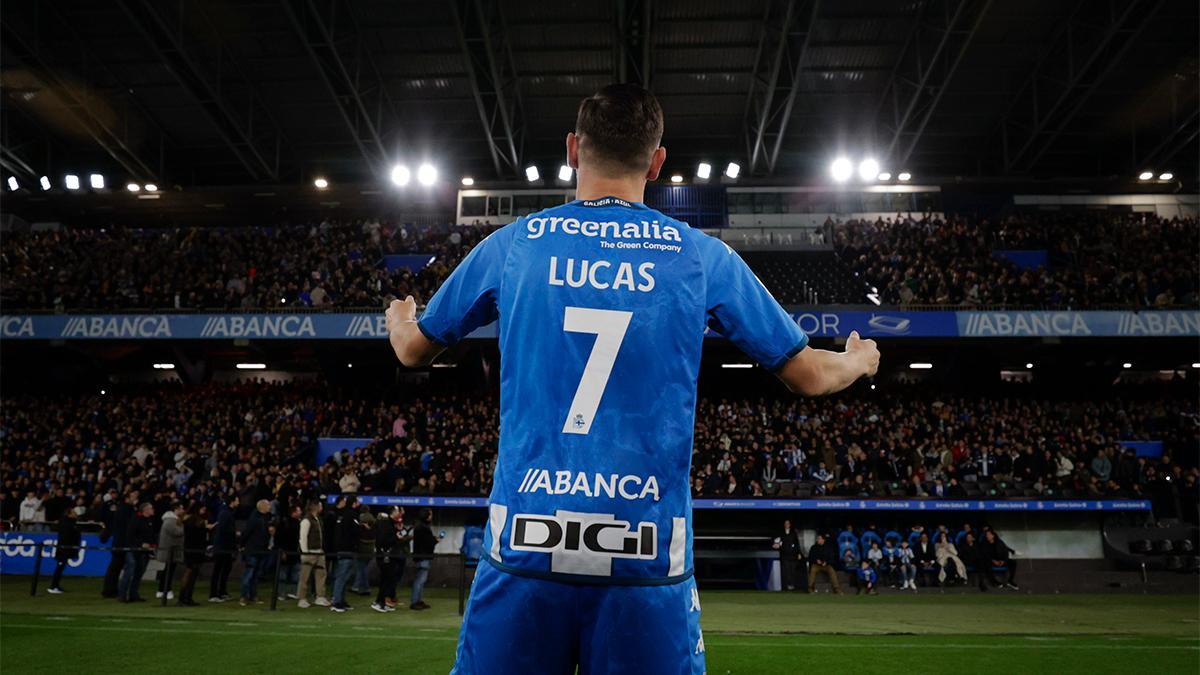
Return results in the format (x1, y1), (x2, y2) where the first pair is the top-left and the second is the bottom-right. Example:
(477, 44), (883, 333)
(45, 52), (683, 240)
(1, 0), (1196, 190)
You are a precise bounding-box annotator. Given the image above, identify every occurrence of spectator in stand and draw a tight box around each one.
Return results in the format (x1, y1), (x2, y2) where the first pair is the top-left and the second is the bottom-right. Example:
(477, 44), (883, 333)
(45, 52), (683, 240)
(855, 560), (878, 595)
(934, 532), (966, 585)
(296, 500), (331, 609)
(238, 499), (273, 606)
(47, 508), (81, 594)
(19, 491), (44, 531)
(209, 495), (238, 603)
(410, 508), (441, 610)
(118, 503), (156, 603)
(773, 519), (804, 591)
(959, 532), (985, 590)
(155, 502), (185, 601)
(806, 534), (842, 594)
(353, 504), (376, 596)
(896, 540), (917, 590)
(865, 541), (883, 572)
(977, 529), (1019, 591)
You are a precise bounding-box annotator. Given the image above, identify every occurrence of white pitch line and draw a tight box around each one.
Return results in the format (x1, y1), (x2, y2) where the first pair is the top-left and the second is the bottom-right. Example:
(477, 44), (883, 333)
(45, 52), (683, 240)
(704, 640), (1198, 651)
(0, 623), (457, 642)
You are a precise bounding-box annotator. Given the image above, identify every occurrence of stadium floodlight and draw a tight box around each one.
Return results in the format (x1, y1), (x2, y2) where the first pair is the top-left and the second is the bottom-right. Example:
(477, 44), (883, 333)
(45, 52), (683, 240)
(526, 165), (540, 182)
(696, 162), (712, 179)
(417, 163), (437, 186)
(65, 174), (81, 190)
(1138, 171), (1155, 181)
(6, 176), (17, 191)
(1158, 172), (1174, 181)
(721, 363), (754, 369)
(89, 173), (105, 189)
(870, 384), (876, 390)
(100, 389), (107, 395)
(557, 164), (573, 182)
(857, 158), (880, 182)
(897, 171), (912, 181)
(390, 164), (411, 186)
(830, 157), (853, 182)
(347, 363), (353, 369)
(1122, 362), (1132, 369)
(144, 183), (158, 192)
(909, 362), (933, 370)
(152, 363), (175, 370)
(877, 172), (891, 181)
(670, 174), (683, 183)
(1025, 362), (1033, 369)
(236, 363), (267, 370)
(461, 176), (475, 186)
(126, 183), (141, 192)
(313, 177), (329, 189)
(1192, 363), (1200, 369)
(724, 162), (740, 179)
(39, 176), (51, 191)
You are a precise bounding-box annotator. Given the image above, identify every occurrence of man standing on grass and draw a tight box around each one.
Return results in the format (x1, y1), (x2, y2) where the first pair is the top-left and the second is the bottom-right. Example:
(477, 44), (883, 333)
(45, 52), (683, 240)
(409, 508), (440, 611)
(47, 508), (81, 594)
(118, 503), (155, 603)
(386, 83), (879, 674)
(209, 495), (238, 602)
(296, 500), (330, 609)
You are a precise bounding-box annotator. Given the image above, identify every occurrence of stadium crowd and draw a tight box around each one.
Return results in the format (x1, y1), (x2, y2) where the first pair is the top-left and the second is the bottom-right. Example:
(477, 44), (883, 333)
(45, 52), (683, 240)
(0, 221), (495, 311)
(834, 213), (1198, 307)
(2, 382), (1196, 534)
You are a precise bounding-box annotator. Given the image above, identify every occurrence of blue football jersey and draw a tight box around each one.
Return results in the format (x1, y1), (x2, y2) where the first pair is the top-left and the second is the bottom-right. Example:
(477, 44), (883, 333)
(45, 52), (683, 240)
(419, 196), (808, 584)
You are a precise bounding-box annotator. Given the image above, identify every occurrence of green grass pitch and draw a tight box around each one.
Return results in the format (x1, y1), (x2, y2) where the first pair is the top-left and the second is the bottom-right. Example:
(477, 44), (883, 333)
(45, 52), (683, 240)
(1, 577), (1196, 674)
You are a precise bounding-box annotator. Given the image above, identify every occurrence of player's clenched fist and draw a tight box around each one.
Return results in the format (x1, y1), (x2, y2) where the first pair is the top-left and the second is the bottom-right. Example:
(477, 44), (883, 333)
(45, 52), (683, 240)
(386, 295), (418, 336)
(845, 330), (880, 377)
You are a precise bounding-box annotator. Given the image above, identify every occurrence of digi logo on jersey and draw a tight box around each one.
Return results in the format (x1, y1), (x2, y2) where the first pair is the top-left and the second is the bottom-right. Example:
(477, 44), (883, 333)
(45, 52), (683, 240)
(510, 510), (657, 576)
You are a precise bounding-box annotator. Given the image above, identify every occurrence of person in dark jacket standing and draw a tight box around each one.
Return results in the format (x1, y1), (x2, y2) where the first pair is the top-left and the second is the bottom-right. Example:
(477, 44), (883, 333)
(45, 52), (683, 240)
(977, 529), (1019, 591)
(118, 503), (156, 602)
(409, 508), (441, 610)
(330, 497), (361, 612)
(278, 504), (302, 600)
(238, 499), (273, 606)
(47, 509), (81, 593)
(772, 519), (804, 591)
(322, 494), (345, 595)
(101, 491), (137, 598)
(178, 504), (209, 606)
(372, 506), (408, 612)
(209, 495), (238, 602)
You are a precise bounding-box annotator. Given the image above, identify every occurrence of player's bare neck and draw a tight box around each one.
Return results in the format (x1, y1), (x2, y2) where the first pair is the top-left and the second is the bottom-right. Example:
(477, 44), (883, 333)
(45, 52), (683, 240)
(575, 170), (646, 205)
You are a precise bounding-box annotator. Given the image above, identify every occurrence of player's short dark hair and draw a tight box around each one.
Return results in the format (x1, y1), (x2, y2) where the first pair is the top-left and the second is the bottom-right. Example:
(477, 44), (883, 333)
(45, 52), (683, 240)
(575, 84), (663, 174)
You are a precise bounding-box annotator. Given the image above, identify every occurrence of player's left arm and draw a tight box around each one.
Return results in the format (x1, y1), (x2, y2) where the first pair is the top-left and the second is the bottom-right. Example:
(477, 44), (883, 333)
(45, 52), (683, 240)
(387, 295), (443, 367)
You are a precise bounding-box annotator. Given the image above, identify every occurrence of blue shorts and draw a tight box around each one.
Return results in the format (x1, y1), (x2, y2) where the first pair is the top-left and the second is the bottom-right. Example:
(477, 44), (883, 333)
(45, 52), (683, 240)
(452, 560), (706, 675)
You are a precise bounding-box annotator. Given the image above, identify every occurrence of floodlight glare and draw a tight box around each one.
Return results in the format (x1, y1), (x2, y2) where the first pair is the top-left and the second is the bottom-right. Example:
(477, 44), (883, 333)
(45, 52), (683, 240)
(390, 165), (411, 186)
(696, 162), (712, 179)
(897, 171), (912, 181)
(144, 183), (158, 192)
(6, 177), (18, 191)
(89, 173), (105, 189)
(1159, 172), (1174, 181)
(313, 177), (329, 189)
(830, 157), (853, 182)
(525, 165), (540, 182)
(39, 176), (51, 191)
(126, 183), (141, 192)
(1138, 171), (1155, 180)
(724, 162), (740, 179)
(670, 174), (683, 183)
(417, 163), (437, 186)
(557, 165), (573, 182)
(877, 172), (891, 181)
(461, 176), (475, 186)
(858, 158), (880, 182)
(65, 174), (81, 190)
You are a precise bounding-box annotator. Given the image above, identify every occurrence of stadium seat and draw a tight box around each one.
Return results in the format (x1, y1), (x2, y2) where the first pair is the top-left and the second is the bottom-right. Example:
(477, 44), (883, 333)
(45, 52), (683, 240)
(1154, 540), (1174, 554)
(1165, 556), (1183, 571)
(1129, 540), (1154, 555)
(884, 531), (903, 546)
(777, 482), (795, 497)
(860, 531), (882, 552)
(1174, 539), (1194, 553)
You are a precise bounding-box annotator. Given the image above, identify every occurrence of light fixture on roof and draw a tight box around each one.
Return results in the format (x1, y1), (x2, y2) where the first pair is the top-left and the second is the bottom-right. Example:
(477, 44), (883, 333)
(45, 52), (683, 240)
(1158, 172), (1174, 181)
(417, 163), (437, 186)
(152, 363), (175, 370)
(721, 363), (754, 369)
(461, 176), (475, 186)
(724, 162), (741, 179)
(877, 172), (891, 181)
(6, 177), (17, 191)
(1138, 171), (1155, 181)
(126, 183), (141, 192)
(696, 162), (712, 179)
(1122, 362), (1132, 369)
(897, 171), (912, 181)
(65, 174), (81, 190)
(390, 164), (411, 186)
(830, 157), (853, 182)
(857, 158), (880, 182)
(525, 165), (540, 182)
(89, 173), (105, 189)
(39, 176), (51, 191)
(909, 362), (933, 370)
(236, 363), (267, 370)
(670, 174), (683, 183)
(313, 177), (329, 189)
(144, 183), (158, 192)
(557, 164), (573, 182)
(1025, 362), (1033, 369)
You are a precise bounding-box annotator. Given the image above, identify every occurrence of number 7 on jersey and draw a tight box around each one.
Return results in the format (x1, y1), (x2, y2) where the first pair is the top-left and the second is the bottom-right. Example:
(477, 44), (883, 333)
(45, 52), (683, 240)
(562, 306), (633, 435)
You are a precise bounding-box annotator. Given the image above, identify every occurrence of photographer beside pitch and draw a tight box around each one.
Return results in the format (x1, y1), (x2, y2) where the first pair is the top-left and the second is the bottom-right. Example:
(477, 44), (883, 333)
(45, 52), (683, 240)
(386, 84), (879, 674)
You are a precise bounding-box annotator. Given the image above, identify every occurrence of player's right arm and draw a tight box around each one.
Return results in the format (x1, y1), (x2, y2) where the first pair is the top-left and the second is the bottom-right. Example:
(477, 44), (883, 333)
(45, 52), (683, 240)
(699, 234), (879, 397)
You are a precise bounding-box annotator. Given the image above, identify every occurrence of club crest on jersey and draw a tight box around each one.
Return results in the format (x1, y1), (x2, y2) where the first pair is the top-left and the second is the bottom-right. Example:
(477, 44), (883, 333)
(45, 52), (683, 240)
(573, 414), (586, 429)
(516, 468), (661, 501)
